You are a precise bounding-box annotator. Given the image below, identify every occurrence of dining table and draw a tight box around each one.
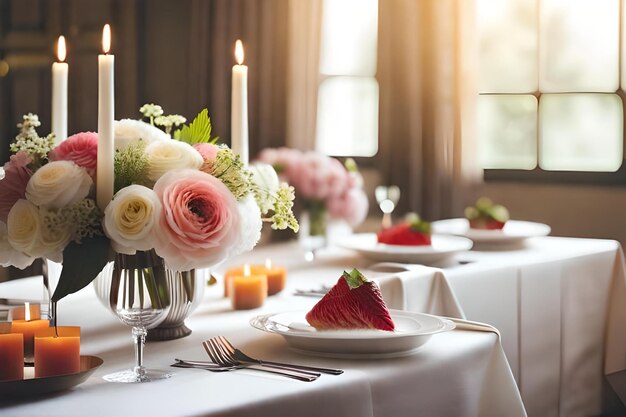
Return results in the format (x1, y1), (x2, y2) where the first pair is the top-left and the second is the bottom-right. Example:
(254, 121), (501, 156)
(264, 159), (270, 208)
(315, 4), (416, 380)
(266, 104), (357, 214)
(0, 243), (526, 417)
(271, 234), (626, 417)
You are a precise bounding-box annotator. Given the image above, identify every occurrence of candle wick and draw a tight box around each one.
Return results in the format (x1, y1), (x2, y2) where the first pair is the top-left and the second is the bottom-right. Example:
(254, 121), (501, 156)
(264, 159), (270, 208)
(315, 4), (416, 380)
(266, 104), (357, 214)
(55, 325), (59, 338)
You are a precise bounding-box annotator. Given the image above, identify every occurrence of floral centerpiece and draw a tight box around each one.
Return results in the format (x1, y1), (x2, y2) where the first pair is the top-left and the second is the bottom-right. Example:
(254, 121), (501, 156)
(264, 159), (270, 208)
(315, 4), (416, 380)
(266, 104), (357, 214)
(257, 148), (368, 236)
(0, 105), (298, 303)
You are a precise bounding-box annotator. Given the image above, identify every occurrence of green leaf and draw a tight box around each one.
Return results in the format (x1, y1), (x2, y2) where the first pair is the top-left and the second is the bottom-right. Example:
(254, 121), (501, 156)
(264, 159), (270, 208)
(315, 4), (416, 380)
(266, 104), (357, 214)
(342, 268), (368, 289)
(52, 235), (112, 302)
(175, 108), (216, 145)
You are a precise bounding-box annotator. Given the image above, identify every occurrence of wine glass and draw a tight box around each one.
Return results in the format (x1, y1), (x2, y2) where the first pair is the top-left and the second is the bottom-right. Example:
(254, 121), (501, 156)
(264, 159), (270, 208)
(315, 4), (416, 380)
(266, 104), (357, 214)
(375, 185), (401, 228)
(100, 251), (172, 383)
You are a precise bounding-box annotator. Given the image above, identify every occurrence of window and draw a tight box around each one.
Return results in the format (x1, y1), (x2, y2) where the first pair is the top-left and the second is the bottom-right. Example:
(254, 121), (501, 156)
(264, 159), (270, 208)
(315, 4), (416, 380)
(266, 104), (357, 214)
(315, 0), (379, 157)
(477, 0), (625, 179)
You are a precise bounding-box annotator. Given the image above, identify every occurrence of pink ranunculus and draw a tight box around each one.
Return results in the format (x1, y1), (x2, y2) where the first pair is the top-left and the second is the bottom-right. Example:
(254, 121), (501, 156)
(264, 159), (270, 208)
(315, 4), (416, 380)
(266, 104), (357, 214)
(327, 188), (369, 227)
(194, 143), (221, 173)
(49, 132), (98, 180)
(194, 143), (220, 161)
(152, 169), (241, 271)
(0, 152), (33, 223)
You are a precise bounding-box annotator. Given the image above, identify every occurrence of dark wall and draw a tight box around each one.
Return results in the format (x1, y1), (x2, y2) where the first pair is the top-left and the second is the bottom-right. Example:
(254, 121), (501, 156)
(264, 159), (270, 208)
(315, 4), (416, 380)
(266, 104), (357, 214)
(0, 0), (288, 165)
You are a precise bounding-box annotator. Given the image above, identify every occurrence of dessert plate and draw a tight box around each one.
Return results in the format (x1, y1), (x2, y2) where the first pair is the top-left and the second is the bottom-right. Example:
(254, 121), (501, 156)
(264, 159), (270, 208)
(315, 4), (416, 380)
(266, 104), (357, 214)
(0, 355), (103, 398)
(250, 310), (455, 358)
(336, 233), (473, 264)
(432, 219), (551, 244)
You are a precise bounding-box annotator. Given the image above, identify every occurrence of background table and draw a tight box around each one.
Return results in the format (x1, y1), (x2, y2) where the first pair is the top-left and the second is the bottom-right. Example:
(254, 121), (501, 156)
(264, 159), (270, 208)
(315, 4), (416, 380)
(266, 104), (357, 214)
(0, 273), (524, 417)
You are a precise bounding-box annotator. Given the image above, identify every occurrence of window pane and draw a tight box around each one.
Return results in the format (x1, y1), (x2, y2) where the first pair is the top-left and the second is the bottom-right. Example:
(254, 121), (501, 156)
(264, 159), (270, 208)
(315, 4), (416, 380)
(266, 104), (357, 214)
(477, 0), (537, 93)
(316, 77), (378, 157)
(479, 95), (537, 169)
(319, 0), (378, 76)
(539, 94), (623, 171)
(540, 0), (619, 93)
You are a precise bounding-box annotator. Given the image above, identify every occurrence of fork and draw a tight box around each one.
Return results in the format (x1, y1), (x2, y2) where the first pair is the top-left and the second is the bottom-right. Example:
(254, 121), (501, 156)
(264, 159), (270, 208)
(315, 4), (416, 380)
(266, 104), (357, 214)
(214, 336), (344, 375)
(202, 339), (318, 382)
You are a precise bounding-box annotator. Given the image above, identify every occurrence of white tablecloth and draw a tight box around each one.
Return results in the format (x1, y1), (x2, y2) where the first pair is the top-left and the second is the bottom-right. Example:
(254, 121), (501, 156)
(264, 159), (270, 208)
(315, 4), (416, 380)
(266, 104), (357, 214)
(0, 272), (524, 417)
(239, 237), (626, 417)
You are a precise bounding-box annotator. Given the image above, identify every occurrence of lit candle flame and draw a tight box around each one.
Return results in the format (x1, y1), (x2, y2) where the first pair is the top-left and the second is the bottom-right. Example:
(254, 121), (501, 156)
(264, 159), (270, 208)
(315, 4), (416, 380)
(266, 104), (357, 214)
(102, 24), (111, 54)
(57, 36), (66, 62)
(265, 258), (272, 269)
(243, 264), (251, 277)
(235, 39), (244, 65)
(24, 301), (30, 321)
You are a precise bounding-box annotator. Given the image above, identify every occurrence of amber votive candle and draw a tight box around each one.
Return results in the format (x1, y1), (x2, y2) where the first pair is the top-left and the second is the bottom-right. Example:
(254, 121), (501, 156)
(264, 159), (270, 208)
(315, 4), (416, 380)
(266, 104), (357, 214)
(0, 333), (24, 381)
(263, 259), (287, 296)
(34, 326), (80, 378)
(224, 265), (265, 297)
(228, 265), (268, 310)
(11, 319), (50, 358)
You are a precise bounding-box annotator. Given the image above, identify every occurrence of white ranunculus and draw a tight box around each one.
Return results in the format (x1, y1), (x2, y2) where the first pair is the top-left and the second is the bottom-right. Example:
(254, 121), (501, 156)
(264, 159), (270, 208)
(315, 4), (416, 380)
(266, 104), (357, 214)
(114, 119), (170, 150)
(230, 193), (262, 257)
(0, 221), (35, 269)
(104, 184), (162, 255)
(145, 140), (203, 182)
(25, 161), (92, 209)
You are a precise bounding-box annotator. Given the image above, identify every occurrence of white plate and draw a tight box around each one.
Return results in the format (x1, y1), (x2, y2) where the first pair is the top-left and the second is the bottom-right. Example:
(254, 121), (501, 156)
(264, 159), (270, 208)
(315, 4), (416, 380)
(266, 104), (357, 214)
(432, 219), (551, 244)
(335, 233), (473, 264)
(250, 310), (455, 358)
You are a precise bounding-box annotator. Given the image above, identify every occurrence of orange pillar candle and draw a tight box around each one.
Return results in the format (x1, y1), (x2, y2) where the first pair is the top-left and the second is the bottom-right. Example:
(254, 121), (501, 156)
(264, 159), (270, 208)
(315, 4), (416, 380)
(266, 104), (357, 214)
(34, 326), (80, 378)
(11, 303), (50, 358)
(0, 333), (24, 381)
(224, 265), (265, 297)
(229, 264), (268, 310)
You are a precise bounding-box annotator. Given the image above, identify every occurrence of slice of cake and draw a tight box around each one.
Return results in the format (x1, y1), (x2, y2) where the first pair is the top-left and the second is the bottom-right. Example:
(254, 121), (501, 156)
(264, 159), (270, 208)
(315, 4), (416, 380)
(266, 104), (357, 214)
(465, 197), (509, 230)
(305, 269), (395, 331)
(377, 215), (431, 246)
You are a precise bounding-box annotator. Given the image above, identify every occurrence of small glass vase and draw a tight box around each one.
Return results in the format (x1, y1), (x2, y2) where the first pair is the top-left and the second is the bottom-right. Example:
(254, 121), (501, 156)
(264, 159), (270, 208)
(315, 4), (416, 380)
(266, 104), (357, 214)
(96, 250), (172, 383)
(298, 202), (327, 261)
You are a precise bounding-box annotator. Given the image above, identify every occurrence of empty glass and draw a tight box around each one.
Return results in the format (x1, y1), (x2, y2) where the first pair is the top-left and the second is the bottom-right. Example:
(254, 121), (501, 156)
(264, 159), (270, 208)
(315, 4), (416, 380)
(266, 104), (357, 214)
(98, 250), (172, 383)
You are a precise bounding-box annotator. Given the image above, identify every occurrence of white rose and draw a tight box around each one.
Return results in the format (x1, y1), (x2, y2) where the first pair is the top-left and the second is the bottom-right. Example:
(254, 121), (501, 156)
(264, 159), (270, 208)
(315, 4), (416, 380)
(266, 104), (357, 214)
(114, 119), (170, 150)
(25, 161), (92, 209)
(0, 221), (35, 269)
(230, 193), (262, 257)
(7, 200), (70, 262)
(104, 184), (161, 255)
(145, 140), (203, 182)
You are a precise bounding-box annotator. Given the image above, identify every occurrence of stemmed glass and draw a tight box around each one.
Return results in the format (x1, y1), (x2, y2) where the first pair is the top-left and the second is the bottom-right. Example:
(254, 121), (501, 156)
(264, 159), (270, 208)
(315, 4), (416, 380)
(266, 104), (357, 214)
(375, 185), (401, 228)
(100, 251), (172, 383)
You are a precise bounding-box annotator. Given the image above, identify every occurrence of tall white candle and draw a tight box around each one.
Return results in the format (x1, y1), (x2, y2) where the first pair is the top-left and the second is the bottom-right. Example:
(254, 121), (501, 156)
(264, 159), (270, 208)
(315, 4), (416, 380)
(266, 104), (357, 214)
(97, 24), (114, 210)
(231, 39), (249, 165)
(51, 36), (68, 144)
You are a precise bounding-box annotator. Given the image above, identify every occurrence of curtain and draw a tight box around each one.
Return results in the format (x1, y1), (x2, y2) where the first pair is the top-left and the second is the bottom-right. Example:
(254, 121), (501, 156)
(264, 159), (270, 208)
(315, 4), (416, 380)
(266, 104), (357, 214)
(286, 0), (323, 151)
(187, 0), (290, 159)
(377, 0), (480, 220)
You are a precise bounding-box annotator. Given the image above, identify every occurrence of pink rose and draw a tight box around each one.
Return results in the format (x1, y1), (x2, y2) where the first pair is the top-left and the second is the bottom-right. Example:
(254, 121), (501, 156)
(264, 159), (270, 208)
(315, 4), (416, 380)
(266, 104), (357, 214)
(0, 152), (33, 223)
(152, 169), (241, 271)
(327, 188), (369, 227)
(49, 132), (98, 180)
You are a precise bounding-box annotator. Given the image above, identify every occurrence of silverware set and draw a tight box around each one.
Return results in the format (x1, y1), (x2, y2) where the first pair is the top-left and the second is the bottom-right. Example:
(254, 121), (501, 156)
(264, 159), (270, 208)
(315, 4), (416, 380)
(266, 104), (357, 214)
(172, 336), (343, 382)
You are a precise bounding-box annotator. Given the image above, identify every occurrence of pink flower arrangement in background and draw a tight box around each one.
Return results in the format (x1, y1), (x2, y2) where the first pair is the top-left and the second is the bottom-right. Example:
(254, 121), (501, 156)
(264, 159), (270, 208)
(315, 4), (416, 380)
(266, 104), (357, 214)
(257, 147), (368, 227)
(0, 152), (33, 223)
